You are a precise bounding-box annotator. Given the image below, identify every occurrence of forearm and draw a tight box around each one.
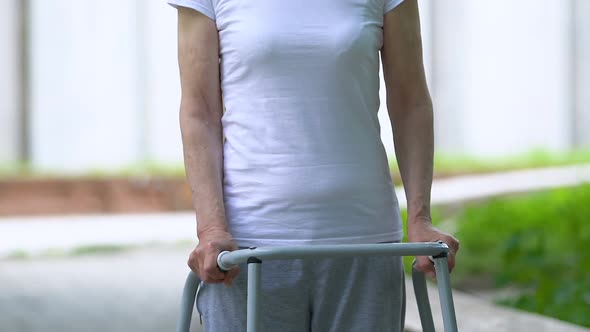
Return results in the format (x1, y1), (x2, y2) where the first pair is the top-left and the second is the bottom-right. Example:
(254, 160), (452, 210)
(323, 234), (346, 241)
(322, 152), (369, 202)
(381, 0), (459, 266)
(175, 6), (240, 284)
(389, 99), (434, 223)
(180, 106), (228, 236)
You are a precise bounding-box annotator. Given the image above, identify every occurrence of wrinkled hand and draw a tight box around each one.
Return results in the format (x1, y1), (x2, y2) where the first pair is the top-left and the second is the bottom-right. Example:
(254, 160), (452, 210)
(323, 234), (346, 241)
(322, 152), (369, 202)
(408, 218), (459, 279)
(188, 227), (240, 286)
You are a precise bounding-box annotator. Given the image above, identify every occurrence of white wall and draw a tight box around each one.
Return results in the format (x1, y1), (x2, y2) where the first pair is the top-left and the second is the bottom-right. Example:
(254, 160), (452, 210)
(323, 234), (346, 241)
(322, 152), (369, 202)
(431, 0), (573, 157)
(29, 0), (143, 172)
(430, 0), (470, 153)
(14, 0), (588, 172)
(574, 0), (590, 146)
(0, 0), (22, 164)
(143, 0), (183, 164)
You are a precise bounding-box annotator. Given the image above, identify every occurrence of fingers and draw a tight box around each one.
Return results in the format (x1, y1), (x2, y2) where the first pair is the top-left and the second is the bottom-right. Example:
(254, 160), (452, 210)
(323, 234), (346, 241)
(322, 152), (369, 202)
(203, 250), (227, 282)
(430, 236), (459, 278)
(449, 236), (460, 254)
(187, 250), (201, 276)
(442, 235), (459, 272)
(187, 239), (241, 284)
(414, 234), (460, 279)
(223, 266), (241, 287)
(415, 255), (435, 273)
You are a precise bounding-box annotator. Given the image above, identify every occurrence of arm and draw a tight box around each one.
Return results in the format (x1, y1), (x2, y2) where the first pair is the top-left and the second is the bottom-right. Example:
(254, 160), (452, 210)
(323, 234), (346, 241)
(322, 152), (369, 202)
(381, 0), (459, 276)
(176, 7), (238, 285)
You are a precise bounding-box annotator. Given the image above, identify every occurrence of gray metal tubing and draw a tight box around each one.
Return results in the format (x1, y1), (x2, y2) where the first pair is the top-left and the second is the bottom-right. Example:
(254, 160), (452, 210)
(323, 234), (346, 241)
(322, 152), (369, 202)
(434, 255), (458, 332)
(412, 261), (435, 332)
(218, 242), (448, 271)
(247, 259), (262, 332)
(176, 271), (200, 332)
(179, 243), (456, 331)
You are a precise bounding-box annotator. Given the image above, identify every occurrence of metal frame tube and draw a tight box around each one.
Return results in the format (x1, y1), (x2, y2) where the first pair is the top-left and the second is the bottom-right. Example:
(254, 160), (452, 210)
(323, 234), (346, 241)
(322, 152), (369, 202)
(182, 243), (457, 332)
(412, 261), (435, 332)
(176, 271), (200, 332)
(247, 257), (262, 332)
(433, 255), (458, 332)
(218, 242), (449, 271)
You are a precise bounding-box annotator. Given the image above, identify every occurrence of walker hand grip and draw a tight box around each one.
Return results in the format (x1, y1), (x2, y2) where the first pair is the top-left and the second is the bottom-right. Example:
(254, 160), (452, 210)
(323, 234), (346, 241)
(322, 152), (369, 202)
(217, 250), (234, 271)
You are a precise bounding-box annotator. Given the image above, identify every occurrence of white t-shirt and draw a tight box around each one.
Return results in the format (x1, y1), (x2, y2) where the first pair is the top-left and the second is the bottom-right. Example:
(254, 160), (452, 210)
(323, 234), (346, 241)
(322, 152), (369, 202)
(169, 0), (405, 246)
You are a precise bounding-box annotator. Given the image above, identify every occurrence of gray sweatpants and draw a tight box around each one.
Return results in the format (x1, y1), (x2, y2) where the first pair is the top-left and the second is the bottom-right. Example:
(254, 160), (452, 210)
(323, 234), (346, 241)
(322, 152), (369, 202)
(196, 253), (406, 331)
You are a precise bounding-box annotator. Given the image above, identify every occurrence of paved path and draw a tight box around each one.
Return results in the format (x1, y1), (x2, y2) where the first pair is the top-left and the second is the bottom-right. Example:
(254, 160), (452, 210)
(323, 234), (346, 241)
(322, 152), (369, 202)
(413, 164), (590, 206)
(0, 246), (202, 332)
(1, 164), (589, 258)
(406, 276), (589, 332)
(1, 246), (587, 332)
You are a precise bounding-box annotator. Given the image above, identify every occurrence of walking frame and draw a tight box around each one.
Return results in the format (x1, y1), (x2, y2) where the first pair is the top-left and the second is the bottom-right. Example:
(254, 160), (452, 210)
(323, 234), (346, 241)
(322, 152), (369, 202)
(177, 241), (458, 332)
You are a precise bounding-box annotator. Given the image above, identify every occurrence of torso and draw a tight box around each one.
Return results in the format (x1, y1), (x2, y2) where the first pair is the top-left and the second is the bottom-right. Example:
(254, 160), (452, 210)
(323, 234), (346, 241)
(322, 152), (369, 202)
(215, 0), (403, 246)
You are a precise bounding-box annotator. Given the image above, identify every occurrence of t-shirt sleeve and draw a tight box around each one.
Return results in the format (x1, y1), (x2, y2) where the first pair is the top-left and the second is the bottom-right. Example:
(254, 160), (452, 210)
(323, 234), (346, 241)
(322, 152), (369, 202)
(384, 0), (405, 14)
(168, 0), (215, 21)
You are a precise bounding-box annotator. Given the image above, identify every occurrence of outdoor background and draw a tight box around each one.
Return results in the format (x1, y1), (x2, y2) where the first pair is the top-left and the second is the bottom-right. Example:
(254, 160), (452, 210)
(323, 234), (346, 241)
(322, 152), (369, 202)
(0, 0), (589, 331)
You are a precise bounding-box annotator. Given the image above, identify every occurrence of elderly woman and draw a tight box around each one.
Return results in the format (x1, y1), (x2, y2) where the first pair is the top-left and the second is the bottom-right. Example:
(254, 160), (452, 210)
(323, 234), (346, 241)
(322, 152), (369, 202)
(169, 0), (459, 330)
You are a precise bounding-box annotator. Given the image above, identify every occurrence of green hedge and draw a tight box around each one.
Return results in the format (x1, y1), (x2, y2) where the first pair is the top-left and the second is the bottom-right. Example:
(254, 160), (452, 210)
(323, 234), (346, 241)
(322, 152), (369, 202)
(452, 184), (590, 327)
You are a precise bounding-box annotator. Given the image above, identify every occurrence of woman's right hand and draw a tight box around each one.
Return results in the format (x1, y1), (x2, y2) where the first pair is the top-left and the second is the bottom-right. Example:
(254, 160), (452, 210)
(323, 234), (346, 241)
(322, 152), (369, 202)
(188, 226), (240, 286)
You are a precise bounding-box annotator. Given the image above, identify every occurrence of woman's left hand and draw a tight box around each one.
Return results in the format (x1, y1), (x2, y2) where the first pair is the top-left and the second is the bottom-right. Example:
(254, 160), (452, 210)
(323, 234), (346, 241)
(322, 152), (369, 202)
(407, 217), (460, 279)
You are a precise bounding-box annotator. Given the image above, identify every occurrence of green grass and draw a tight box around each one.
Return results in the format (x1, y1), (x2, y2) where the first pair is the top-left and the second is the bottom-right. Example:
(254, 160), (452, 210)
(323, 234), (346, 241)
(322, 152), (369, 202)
(85, 161), (186, 178)
(0, 161), (32, 178)
(450, 184), (590, 327)
(436, 148), (590, 173)
(2, 149), (590, 180)
(0, 160), (186, 179)
(390, 148), (590, 177)
(1, 241), (197, 261)
(5, 250), (31, 260)
(70, 244), (132, 256)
